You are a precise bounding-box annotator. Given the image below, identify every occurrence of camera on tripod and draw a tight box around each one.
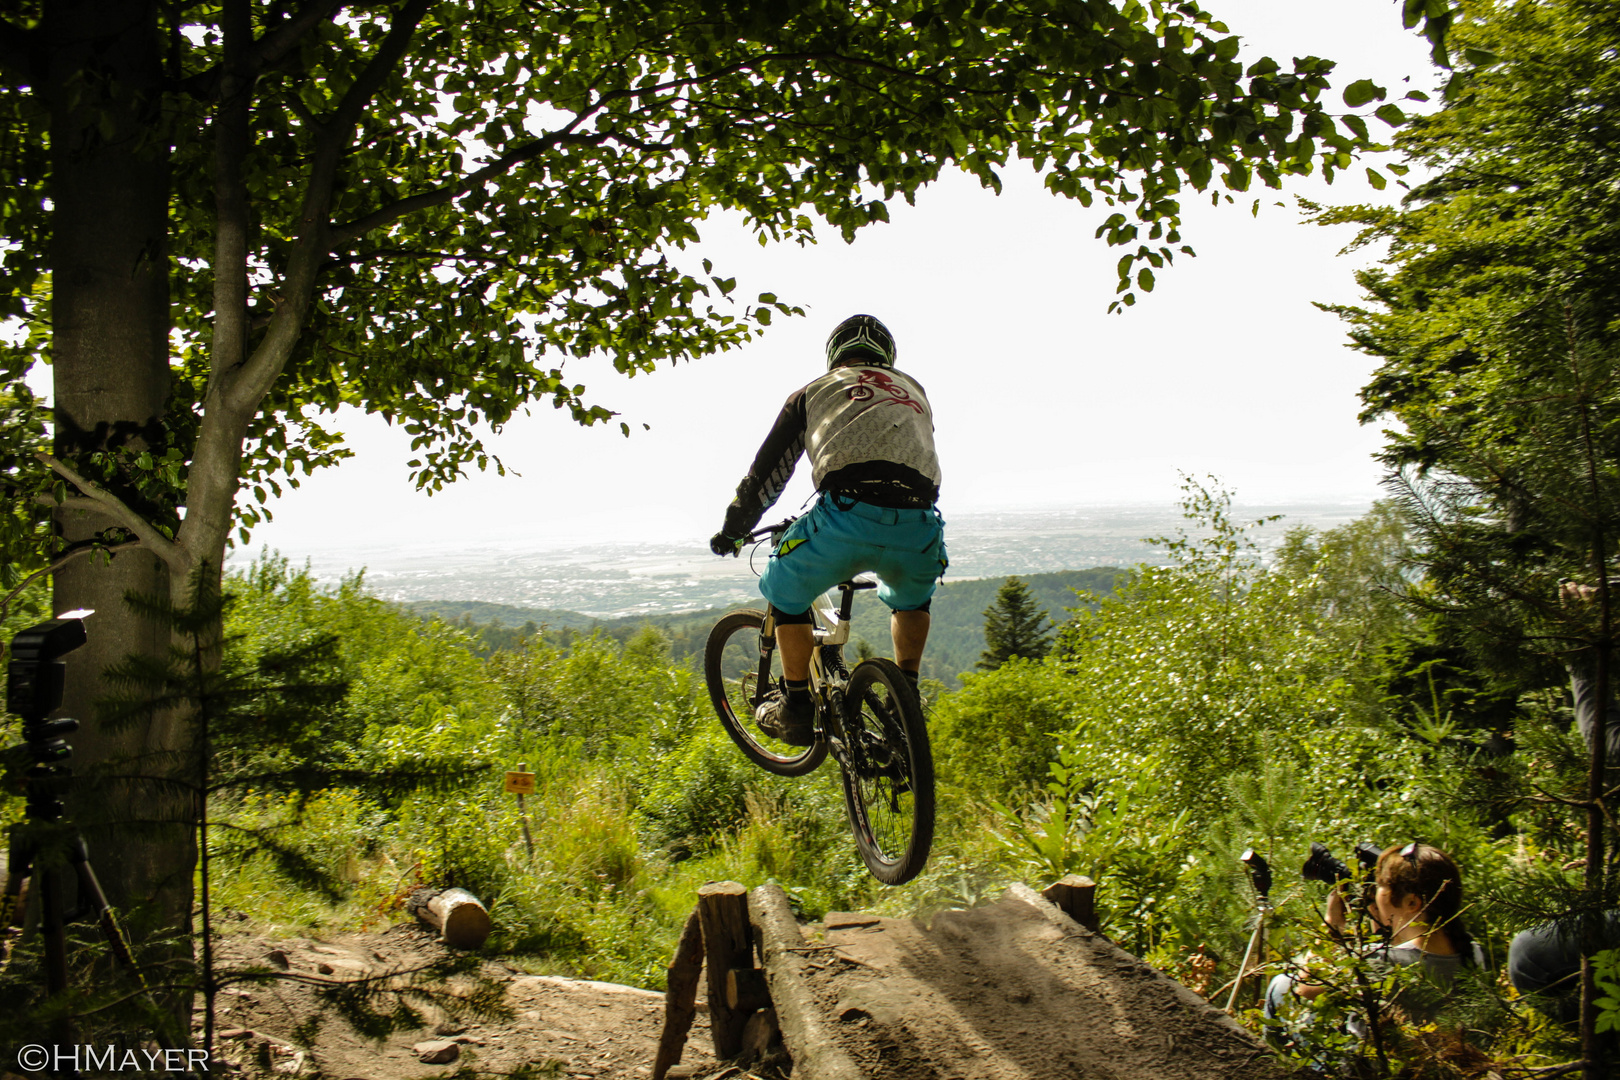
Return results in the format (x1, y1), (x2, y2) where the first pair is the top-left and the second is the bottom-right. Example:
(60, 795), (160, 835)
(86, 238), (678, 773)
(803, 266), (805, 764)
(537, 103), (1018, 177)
(1301, 840), (1382, 885)
(6, 612), (92, 824)
(1301, 840), (1383, 921)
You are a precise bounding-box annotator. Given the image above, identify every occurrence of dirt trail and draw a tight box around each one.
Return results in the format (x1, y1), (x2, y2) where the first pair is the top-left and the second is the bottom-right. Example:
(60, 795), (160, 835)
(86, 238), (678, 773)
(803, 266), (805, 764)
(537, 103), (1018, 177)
(129, 885), (1278, 1080)
(190, 925), (718, 1080)
(786, 891), (1283, 1080)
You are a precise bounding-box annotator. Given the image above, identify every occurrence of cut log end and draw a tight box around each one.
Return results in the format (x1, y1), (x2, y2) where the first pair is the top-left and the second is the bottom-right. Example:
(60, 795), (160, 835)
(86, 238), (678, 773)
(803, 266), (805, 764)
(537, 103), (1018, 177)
(410, 887), (492, 950)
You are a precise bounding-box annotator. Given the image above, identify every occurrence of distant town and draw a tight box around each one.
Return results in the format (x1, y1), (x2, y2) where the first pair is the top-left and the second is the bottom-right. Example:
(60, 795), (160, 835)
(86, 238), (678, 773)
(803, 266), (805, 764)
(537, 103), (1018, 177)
(235, 502), (1375, 618)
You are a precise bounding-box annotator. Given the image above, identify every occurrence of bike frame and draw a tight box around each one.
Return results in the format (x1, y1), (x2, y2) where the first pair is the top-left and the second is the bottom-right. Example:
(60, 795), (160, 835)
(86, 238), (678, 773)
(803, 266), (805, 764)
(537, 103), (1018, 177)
(749, 576), (878, 760)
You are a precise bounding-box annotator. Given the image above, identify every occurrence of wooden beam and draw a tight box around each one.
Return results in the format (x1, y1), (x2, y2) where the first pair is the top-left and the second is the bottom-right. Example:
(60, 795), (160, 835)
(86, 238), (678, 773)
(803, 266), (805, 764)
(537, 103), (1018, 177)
(652, 908), (705, 1080)
(1041, 875), (1100, 934)
(749, 883), (866, 1080)
(726, 967), (771, 1012)
(698, 881), (753, 1060)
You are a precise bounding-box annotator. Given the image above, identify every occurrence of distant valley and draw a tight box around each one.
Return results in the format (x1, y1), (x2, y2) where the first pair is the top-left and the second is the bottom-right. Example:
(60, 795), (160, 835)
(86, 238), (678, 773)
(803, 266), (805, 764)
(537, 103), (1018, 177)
(236, 502), (1374, 688)
(243, 503), (1372, 619)
(408, 567), (1127, 688)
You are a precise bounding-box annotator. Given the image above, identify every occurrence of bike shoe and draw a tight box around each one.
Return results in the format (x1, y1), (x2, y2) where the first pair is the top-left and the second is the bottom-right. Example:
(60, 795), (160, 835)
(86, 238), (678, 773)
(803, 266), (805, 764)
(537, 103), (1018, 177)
(755, 691), (817, 747)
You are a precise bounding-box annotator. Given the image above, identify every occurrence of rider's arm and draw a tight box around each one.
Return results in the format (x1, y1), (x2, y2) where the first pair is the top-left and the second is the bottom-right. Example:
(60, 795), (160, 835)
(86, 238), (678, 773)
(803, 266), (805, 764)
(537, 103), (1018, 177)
(1290, 885), (1352, 1001)
(721, 388), (808, 537)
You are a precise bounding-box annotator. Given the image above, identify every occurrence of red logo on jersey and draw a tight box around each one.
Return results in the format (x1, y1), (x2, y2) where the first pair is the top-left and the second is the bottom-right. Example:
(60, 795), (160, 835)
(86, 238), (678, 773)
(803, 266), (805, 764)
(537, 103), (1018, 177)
(848, 370), (924, 413)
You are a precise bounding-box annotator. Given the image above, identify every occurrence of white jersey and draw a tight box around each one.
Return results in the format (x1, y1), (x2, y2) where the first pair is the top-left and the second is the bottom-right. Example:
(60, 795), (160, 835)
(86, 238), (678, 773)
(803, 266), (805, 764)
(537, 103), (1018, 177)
(804, 365), (941, 489)
(721, 363), (941, 536)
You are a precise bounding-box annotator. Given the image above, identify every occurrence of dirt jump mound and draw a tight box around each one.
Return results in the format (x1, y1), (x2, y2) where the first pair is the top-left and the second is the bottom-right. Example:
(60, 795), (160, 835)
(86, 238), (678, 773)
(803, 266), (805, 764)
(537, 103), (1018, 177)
(657, 881), (1284, 1080)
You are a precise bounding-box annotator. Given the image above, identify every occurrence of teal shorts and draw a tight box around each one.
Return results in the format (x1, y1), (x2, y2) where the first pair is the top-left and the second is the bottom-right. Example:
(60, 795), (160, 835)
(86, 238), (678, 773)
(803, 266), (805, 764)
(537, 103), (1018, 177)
(758, 494), (947, 615)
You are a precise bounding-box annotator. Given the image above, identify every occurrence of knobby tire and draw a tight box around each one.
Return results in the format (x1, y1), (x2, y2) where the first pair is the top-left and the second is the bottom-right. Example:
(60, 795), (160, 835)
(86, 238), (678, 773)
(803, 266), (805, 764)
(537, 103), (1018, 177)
(839, 657), (934, 885)
(704, 609), (827, 777)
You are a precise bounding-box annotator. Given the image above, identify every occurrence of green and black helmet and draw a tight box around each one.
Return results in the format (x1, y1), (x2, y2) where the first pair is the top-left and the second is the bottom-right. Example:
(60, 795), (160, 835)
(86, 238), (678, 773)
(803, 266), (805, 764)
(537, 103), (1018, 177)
(825, 314), (897, 370)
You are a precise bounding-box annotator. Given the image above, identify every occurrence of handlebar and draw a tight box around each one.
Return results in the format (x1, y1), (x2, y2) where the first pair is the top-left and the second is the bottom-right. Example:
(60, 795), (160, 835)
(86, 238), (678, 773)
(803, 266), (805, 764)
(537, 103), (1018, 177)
(748, 517), (797, 542)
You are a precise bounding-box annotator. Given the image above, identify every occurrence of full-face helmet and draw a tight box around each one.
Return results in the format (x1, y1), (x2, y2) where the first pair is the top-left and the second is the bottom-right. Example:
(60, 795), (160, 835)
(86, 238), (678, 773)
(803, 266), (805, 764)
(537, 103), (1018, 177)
(825, 314), (896, 370)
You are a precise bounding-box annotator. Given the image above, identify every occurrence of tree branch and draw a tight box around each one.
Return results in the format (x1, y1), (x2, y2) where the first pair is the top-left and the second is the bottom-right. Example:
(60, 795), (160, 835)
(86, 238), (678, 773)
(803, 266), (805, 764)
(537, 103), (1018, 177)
(319, 0), (433, 159)
(0, 540), (142, 623)
(332, 128), (612, 246)
(218, 0), (431, 417)
(321, 246), (518, 271)
(36, 453), (185, 568)
(331, 45), (974, 248)
(251, 0), (346, 68)
(209, 0), (254, 401)
(171, 0), (348, 100)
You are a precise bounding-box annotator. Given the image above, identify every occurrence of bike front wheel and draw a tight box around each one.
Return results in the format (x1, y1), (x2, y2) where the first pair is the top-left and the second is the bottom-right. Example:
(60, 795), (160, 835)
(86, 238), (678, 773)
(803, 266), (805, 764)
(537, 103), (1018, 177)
(704, 609), (828, 777)
(839, 658), (935, 885)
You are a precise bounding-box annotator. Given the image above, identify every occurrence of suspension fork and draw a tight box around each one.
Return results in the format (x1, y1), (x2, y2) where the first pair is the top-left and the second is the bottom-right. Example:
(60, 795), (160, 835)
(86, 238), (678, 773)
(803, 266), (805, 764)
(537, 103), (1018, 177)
(752, 610), (777, 708)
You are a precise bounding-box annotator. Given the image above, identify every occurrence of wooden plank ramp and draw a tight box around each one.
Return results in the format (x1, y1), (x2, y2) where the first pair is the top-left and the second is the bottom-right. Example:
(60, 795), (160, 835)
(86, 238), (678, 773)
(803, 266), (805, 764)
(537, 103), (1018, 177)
(654, 879), (1285, 1080)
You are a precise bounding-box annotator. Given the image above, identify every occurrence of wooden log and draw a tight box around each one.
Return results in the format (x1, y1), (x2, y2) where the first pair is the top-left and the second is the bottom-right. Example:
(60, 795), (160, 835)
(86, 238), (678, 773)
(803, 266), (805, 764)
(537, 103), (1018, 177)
(698, 881), (753, 1060)
(726, 967), (771, 1012)
(652, 908), (705, 1080)
(738, 1008), (781, 1064)
(406, 887), (492, 949)
(749, 884), (865, 1080)
(1041, 874), (1100, 934)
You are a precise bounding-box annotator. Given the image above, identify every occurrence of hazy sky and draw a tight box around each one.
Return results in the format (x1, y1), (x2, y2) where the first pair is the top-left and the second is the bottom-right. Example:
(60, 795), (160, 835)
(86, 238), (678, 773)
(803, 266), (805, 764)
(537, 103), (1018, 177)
(228, 0), (1439, 558)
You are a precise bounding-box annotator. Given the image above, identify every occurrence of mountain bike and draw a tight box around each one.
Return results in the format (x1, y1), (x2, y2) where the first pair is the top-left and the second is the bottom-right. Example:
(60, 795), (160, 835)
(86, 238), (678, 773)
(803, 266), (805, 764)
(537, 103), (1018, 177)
(703, 520), (934, 886)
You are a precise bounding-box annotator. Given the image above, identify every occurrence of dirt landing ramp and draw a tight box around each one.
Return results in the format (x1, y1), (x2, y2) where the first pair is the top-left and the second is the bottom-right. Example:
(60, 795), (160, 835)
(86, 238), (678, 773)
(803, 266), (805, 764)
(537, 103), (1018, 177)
(751, 883), (1284, 1080)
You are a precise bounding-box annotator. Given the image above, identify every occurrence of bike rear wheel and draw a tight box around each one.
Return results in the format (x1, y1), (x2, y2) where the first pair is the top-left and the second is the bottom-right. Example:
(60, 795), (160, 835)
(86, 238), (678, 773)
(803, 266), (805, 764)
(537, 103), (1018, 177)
(839, 658), (934, 885)
(704, 609), (827, 777)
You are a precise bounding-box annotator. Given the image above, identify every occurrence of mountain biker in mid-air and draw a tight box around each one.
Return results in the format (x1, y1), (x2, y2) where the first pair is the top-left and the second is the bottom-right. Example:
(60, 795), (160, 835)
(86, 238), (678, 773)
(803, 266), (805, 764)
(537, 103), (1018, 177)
(709, 314), (947, 747)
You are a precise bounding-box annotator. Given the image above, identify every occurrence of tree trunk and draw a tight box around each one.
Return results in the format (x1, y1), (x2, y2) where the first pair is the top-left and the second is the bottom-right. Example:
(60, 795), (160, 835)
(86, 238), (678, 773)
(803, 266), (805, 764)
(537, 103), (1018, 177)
(43, 0), (190, 989)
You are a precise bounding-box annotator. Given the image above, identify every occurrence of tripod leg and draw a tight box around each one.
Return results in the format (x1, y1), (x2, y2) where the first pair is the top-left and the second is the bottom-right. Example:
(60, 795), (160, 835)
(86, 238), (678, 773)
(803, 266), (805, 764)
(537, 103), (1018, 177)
(69, 838), (187, 1053)
(1225, 911), (1267, 1014)
(39, 864), (68, 997)
(2, 828), (34, 943)
(0, 861), (29, 969)
(68, 838), (141, 975)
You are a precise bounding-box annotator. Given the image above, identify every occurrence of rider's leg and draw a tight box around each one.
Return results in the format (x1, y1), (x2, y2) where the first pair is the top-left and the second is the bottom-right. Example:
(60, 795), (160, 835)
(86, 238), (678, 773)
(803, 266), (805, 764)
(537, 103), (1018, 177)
(776, 622), (814, 681)
(891, 609), (930, 673)
(759, 608), (816, 744)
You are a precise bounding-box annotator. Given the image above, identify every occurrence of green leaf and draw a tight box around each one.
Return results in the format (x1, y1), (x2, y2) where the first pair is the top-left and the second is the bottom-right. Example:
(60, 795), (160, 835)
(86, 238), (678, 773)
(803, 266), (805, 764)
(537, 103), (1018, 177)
(1342, 79), (1384, 108)
(1374, 103), (1406, 128)
(1463, 47), (1498, 67)
(1366, 167), (1386, 191)
(1137, 268), (1155, 292)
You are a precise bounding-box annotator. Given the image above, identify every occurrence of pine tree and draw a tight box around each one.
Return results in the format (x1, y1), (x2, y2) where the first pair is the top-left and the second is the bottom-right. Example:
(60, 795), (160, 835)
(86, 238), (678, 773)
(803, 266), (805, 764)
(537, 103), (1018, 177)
(978, 577), (1053, 669)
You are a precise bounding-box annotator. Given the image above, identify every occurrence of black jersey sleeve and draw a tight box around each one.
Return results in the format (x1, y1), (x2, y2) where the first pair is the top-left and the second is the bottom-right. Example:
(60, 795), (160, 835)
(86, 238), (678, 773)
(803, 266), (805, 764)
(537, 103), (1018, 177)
(722, 387), (808, 536)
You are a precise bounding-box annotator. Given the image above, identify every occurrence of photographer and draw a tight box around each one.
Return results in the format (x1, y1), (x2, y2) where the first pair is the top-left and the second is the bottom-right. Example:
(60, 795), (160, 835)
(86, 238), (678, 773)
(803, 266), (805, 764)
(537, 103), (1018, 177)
(1504, 580), (1620, 1019)
(1267, 843), (1485, 1025)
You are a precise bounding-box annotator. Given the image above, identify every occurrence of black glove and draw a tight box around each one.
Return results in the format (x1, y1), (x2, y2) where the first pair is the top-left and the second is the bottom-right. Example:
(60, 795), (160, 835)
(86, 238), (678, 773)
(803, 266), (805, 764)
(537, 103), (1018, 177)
(710, 531), (744, 557)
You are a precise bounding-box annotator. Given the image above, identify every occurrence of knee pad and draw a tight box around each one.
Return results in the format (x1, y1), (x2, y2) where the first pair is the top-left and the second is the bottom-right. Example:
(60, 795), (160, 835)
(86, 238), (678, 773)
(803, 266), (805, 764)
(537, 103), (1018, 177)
(771, 605), (814, 625)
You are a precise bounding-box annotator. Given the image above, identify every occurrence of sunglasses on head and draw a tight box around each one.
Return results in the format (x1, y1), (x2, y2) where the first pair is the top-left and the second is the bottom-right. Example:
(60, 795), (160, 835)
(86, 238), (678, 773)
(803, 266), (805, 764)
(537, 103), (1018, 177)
(1400, 841), (1422, 863)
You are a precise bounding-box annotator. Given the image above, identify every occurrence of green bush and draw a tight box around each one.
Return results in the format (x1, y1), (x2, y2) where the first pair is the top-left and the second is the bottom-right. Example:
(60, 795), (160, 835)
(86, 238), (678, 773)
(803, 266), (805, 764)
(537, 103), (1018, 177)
(931, 657), (1079, 798)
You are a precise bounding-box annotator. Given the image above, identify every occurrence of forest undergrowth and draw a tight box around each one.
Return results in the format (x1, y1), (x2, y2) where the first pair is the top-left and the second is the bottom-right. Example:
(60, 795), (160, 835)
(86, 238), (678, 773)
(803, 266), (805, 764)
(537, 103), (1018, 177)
(1, 487), (1608, 1076)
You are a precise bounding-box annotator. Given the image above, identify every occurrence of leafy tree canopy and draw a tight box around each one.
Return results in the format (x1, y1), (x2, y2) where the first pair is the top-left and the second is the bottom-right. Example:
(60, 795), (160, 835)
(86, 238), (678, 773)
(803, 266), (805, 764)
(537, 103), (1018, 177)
(1319, 0), (1620, 477)
(1313, 4), (1620, 1063)
(0, 0), (1420, 578)
(1310, 0), (1620, 662)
